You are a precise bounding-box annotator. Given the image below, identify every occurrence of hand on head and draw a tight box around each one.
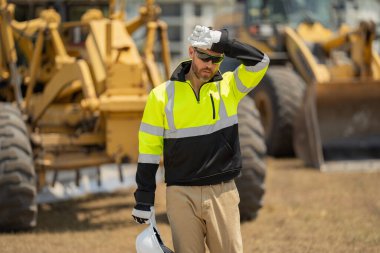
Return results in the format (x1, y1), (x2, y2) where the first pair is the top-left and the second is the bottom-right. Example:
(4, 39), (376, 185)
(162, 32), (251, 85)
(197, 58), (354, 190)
(188, 25), (222, 50)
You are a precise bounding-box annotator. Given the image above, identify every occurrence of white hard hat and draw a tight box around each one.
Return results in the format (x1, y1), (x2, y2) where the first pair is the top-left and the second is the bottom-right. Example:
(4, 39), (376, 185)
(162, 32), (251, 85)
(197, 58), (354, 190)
(136, 212), (174, 253)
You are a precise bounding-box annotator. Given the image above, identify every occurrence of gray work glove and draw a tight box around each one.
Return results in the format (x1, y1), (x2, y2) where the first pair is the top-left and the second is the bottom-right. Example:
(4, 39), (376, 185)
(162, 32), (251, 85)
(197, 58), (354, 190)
(188, 25), (222, 50)
(132, 204), (154, 224)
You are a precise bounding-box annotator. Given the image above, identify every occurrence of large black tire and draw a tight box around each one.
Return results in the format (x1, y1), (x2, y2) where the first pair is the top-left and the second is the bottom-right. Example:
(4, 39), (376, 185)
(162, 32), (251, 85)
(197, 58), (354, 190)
(236, 96), (266, 221)
(0, 103), (37, 231)
(250, 67), (306, 157)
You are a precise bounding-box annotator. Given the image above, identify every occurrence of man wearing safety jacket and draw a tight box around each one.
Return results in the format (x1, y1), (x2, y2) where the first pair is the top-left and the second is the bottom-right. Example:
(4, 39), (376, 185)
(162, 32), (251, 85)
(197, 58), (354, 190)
(132, 25), (269, 253)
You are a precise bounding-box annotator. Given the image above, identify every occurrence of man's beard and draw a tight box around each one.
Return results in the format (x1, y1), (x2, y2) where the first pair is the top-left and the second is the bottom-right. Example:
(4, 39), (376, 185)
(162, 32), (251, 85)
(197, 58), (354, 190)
(192, 63), (215, 83)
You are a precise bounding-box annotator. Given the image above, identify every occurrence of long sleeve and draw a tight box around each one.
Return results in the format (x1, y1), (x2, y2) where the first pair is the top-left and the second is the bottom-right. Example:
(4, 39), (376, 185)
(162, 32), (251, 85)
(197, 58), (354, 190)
(212, 29), (268, 66)
(213, 29), (270, 102)
(134, 89), (165, 206)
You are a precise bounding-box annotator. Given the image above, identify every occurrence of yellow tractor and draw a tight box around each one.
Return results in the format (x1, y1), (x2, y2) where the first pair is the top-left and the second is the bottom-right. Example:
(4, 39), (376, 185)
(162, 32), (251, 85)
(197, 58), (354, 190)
(0, 0), (267, 230)
(219, 0), (380, 169)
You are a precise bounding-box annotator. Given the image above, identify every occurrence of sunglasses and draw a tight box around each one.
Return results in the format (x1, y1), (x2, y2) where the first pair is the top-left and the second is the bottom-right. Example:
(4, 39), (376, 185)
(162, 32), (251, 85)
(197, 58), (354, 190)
(194, 48), (224, 64)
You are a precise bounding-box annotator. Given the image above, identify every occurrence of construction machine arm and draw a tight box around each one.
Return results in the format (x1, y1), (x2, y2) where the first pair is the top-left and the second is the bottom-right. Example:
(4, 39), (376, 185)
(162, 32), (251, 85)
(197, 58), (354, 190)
(0, 1), (23, 105)
(124, 0), (171, 86)
(320, 21), (377, 78)
(31, 60), (98, 124)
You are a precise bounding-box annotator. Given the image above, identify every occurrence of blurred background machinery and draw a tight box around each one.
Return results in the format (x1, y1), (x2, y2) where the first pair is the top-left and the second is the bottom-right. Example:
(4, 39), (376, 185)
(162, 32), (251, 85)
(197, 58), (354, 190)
(0, 0), (171, 230)
(217, 0), (380, 169)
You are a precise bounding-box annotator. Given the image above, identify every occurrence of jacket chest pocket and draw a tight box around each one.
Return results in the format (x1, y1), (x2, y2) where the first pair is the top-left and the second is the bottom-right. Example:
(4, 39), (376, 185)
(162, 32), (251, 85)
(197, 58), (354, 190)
(210, 94), (216, 119)
(208, 90), (221, 120)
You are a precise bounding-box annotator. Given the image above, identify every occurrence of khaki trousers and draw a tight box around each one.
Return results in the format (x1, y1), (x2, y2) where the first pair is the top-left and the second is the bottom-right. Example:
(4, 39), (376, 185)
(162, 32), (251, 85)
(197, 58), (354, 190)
(166, 180), (243, 253)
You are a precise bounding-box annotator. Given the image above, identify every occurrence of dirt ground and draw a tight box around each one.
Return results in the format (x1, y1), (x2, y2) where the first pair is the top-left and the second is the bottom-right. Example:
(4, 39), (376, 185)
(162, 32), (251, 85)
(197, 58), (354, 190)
(1, 158), (380, 253)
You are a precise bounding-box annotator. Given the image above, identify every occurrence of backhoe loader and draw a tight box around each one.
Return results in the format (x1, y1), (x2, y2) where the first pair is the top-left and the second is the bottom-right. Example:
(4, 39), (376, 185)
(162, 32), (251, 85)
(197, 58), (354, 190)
(0, 0), (267, 230)
(219, 0), (380, 170)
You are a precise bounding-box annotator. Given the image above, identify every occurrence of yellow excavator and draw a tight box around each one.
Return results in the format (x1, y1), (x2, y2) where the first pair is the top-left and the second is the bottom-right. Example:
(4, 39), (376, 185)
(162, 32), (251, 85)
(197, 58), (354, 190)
(0, 0), (267, 230)
(219, 0), (380, 170)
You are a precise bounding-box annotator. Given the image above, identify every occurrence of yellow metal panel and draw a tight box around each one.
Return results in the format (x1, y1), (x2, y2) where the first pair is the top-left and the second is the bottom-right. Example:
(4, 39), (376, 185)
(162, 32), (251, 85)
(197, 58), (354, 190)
(99, 95), (147, 112)
(372, 50), (380, 80)
(296, 22), (334, 43)
(88, 19), (141, 63)
(85, 27), (107, 89)
(32, 132), (105, 147)
(106, 62), (143, 90)
(105, 112), (142, 162)
(103, 87), (147, 96)
(99, 94), (146, 162)
(327, 64), (355, 80)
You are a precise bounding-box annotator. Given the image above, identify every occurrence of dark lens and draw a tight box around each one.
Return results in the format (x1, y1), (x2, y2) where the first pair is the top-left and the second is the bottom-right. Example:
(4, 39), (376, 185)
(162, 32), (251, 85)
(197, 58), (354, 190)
(211, 56), (223, 64)
(195, 49), (223, 64)
(196, 50), (210, 60)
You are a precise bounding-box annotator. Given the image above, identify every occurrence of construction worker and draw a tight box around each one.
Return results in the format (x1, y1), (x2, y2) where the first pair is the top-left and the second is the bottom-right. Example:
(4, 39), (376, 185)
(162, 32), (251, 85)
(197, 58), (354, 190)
(132, 25), (269, 253)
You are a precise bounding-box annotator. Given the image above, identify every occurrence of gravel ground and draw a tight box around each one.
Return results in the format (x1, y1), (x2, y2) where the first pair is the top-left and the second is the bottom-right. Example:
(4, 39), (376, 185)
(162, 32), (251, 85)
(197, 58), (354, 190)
(1, 158), (380, 253)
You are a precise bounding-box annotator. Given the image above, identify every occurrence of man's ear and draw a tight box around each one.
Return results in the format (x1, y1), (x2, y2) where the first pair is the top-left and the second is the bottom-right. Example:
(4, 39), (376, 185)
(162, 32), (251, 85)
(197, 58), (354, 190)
(189, 47), (195, 58)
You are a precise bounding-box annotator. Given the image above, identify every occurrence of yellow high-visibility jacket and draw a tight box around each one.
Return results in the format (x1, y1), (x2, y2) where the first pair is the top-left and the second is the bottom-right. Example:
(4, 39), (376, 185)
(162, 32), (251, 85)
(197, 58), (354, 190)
(135, 38), (269, 206)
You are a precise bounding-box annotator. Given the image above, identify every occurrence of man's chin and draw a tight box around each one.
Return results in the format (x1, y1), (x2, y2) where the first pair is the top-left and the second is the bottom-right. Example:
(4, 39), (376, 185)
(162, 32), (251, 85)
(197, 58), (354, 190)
(199, 76), (211, 83)
(199, 73), (212, 81)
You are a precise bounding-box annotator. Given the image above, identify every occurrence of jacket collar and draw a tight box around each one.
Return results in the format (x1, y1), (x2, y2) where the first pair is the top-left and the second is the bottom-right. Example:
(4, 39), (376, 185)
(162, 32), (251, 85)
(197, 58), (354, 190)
(170, 60), (223, 82)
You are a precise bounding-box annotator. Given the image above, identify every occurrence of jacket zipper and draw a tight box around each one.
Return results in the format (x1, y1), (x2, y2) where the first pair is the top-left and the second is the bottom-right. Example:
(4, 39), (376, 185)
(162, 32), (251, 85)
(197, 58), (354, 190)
(210, 94), (215, 119)
(186, 82), (206, 103)
(186, 82), (198, 102)
(186, 82), (215, 119)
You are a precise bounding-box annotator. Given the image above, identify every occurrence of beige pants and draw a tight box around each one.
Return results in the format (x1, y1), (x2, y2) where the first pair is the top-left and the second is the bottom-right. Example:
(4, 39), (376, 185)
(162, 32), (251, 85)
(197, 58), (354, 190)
(166, 180), (243, 253)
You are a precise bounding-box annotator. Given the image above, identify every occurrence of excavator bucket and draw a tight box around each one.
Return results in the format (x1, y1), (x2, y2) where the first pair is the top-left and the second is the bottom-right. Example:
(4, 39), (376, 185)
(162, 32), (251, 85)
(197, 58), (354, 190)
(294, 79), (380, 170)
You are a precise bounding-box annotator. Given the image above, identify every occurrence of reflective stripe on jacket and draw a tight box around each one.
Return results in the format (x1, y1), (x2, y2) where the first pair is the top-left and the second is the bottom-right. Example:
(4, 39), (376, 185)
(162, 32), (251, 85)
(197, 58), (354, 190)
(135, 46), (269, 206)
